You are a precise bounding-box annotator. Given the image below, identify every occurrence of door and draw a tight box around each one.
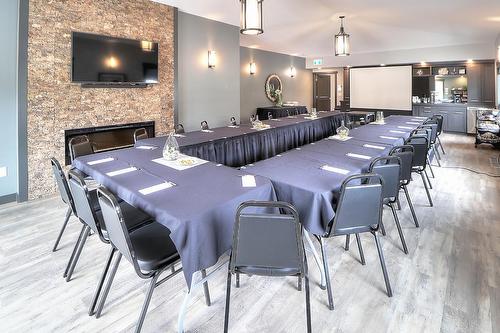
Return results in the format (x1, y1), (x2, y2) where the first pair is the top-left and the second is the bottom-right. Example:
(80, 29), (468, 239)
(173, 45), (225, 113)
(314, 74), (331, 111)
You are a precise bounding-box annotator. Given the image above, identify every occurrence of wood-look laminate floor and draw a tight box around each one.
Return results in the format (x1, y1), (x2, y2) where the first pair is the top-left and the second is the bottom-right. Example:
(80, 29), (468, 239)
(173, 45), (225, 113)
(1, 133), (499, 333)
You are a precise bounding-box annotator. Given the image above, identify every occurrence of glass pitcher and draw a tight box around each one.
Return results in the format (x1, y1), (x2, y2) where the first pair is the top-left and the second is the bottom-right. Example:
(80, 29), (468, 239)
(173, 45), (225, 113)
(337, 120), (349, 138)
(163, 132), (180, 161)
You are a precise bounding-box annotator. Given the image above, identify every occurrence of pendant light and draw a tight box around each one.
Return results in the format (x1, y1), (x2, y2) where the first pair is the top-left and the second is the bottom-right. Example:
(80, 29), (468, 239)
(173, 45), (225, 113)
(335, 16), (350, 56)
(240, 0), (264, 35)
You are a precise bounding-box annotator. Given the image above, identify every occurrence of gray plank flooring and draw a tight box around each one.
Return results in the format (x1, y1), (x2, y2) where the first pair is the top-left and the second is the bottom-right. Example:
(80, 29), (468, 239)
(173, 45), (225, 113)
(0, 133), (499, 332)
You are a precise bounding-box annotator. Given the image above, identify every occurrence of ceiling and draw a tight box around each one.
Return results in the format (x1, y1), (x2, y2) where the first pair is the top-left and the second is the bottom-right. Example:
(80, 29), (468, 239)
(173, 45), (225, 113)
(154, 0), (500, 57)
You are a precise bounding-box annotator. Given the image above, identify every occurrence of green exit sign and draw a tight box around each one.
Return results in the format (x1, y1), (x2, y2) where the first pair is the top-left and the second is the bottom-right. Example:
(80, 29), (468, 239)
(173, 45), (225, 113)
(313, 59), (323, 66)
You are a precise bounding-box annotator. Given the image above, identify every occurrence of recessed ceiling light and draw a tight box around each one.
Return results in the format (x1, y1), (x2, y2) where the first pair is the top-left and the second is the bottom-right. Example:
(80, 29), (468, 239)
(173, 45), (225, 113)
(486, 16), (500, 22)
(420, 61), (427, 66)
(380, 64), (386, 66)
(467, 59), (473, 63)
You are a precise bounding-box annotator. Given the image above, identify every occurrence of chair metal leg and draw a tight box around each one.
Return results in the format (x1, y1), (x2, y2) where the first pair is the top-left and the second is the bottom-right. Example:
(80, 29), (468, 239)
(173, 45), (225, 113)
(66, 225), (90, 282)
(379, 218), (387, 236)
(235, 272), (240, 288)
(344, 234), (350, 251)
(223, 269), (232, 333)
(427, 157), (435, 178)
(403, 185), (419, 228)
(53, 207), (72, 252)
(420, 172), (434, 207)
(135, 273), (160, 333)
(63, 224), (86, 278)
(424, 169), (433, 189)
(297, 276), (302, 291)
(304, 256), (312, 333)
(317, 237), (334, 310)
(390, 203), (409, 254)
(303, 231), (326, 289)
(438, 136), (445, 154)
(201, 269), (211, 306)
(433, 146), (441, 166)
(355, 233), (366, 265)
(373, 232), (393, 297)
(95, 253), (122, 318)
(89, 247), (116, 316)
(396, 196), (401, 210)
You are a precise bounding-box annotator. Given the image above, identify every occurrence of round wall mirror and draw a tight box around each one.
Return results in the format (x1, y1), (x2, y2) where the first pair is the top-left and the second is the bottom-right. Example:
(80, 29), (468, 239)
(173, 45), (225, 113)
(265, 74), (283, 102)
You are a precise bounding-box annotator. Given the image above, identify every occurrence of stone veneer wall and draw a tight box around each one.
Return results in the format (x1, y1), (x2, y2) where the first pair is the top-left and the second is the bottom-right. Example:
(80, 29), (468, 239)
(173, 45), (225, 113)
(27, 0), (174, 199)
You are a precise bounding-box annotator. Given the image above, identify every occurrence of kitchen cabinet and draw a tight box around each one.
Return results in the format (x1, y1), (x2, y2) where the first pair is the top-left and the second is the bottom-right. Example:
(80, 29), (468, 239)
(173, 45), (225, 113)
(413, 104), (467, 133)
(481, 62), (496, 105)
(448, 110), (466, 133)
(467, 62), (496, 107)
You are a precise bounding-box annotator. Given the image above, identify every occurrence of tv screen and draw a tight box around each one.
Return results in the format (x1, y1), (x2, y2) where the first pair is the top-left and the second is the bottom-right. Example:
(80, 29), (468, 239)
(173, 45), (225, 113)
(71, 32), (158, 84)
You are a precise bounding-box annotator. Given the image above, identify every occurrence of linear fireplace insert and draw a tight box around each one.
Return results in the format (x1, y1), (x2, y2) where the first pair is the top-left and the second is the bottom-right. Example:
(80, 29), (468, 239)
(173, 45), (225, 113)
(64, 121), (155, 165)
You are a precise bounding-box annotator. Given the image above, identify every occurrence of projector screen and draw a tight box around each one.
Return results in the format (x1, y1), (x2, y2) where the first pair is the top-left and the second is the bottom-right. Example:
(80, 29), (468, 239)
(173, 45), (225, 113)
(350, 66), (412, 111)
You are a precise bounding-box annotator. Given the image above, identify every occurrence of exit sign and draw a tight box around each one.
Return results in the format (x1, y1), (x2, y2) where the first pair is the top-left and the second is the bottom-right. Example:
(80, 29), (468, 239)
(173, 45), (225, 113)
(313, 58), (323, 66)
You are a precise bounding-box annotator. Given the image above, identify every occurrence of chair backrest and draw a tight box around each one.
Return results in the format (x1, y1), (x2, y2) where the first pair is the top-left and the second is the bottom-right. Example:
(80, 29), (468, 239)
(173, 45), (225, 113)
(230, 201), (305, 277)
(429, 116), (443, 135)
(50, 157), (75, 212)
(69, 135), (94, 163)
(67, 169), (106, 242)
(201, 121), (209, 130)
(133, 128), (148, 143)
(411, 128), (432, 148)
(97, 187), (142, 274)
(389, 145), (414, 184)
(420, 124), (437, 143)
(230, 117), (237, 126)
(406, 135), (428, 169)
(250, 115), (256, 123)
(327, 174), (383, 237)
(369, 156), (401, 201)
(175, 124), (185, 134)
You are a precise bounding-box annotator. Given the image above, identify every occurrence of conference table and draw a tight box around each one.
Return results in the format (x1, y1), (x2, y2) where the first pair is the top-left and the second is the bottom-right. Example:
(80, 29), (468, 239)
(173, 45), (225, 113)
(73, 114), (426, 332)
(256, 105), (308, 120)
(140, 111), (344, 167)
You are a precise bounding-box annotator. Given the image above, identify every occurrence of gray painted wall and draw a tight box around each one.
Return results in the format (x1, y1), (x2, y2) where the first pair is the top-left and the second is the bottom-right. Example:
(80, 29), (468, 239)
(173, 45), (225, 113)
(177, 12), (240, 131)
(240, 47), (313, 123)
(0, 0), (19, 198)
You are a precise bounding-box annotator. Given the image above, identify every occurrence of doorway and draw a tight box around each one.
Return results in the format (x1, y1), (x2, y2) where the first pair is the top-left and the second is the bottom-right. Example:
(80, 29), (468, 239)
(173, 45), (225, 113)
(313, 72), (337, 111)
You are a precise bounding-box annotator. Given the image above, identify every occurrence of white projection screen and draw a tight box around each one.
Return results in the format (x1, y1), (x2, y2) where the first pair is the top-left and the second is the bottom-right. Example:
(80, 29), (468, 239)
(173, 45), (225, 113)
(350, 66), (412, 111)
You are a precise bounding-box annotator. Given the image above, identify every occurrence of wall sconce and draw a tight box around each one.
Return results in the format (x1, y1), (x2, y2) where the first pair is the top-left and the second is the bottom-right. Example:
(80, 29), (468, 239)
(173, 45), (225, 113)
(289, 66), (297, 78)
(249, 62), (256, 75)
(208, 50), (217, 68)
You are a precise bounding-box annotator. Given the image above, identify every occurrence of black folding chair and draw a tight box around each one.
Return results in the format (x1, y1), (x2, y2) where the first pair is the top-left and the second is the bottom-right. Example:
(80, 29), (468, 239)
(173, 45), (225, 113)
(68, 135), (95, 163)
(390, 145), (420, 228)
(175, 124), (185, 134)
(96, 187), (210, 333)
(430, 115), (445, 155)
(406, 135), (433, 207)
(133, 128), (149, 143)
(317, 174), (392, 311)
(224, 201), (311, 333)
(201, 121), (210, 130)
(230, 117), (238, 126)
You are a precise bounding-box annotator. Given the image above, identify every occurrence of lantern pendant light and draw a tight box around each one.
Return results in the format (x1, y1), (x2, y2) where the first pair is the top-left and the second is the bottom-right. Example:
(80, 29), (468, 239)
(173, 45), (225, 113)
(335, 16), (350, 56)
(240, 0), (264, 35)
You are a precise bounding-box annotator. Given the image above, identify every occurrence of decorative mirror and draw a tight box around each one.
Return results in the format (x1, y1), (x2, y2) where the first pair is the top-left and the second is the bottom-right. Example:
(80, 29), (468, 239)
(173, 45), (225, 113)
(265, 74), (283, 103)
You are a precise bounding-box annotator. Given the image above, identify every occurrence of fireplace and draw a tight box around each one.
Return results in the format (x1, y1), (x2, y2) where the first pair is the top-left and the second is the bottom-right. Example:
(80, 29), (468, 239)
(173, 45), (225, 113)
(64, 121), (155, 165)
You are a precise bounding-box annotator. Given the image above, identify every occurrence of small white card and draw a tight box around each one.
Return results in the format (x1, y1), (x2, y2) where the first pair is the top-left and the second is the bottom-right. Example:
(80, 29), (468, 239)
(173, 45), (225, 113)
(242, 175), (257, 188)
(304, 116), (319, 120)
(136, 145), (157, 150)
(321, 165), (350, 175)
(174, 134), (186, 138)
(270, 118), (281, 121)
(139, 182), (175, 195)
(328, 135), (352, 141)
(379, 135), (398, 140)
(346, 153), (371, 160)
(413, 116), (427, 119)
(389, 130), (406, 134)
(370, 121), (386, 125)
(411, 119), (423, 122)
(87, 157), (114, 166)
(398, 126), (413, 130)
(106, 167), (137, 177)
(363, 144), (385, 150)
(406, 122), (419, 125)
(227, 125), (239, 128)
(201, 129), (214, 133)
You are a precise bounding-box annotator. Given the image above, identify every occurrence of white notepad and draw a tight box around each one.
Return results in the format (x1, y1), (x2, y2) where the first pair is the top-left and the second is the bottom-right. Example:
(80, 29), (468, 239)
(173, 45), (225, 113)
(389, 130), (406, 134)
(139, 182), (175, 195)
(328, 135), (352, 141)
(363, 144), (385, 150)
(87, 157), (114, 166)
(106, 167), (137, 177)
(398, 126), (413, 130)
(241, 175), (257, 188)
(201, 129), (214, 133)
(136, 145), (157, 150)
(346, 153), (371, 160)
(379, 135), (398, 140)
(321, 165), (350, 175)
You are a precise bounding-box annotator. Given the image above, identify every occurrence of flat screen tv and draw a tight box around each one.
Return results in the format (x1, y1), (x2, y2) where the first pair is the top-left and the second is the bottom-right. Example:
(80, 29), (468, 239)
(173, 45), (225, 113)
(71, 32), (158, 85)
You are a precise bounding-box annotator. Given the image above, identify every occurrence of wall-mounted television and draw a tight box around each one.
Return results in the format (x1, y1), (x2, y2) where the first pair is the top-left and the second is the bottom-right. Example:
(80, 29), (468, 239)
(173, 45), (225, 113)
(71, 32), (158, 85)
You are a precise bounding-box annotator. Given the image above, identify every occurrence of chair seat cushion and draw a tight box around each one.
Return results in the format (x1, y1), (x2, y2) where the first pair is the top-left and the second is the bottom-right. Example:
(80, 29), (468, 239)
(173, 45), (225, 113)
(129, 222), (180, 273)
(237, 266), (300, 277)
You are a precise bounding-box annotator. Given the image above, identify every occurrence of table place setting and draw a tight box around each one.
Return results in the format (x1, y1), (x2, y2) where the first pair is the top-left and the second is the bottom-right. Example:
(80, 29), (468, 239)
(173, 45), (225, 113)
(320, 165), (350, 175)
(174, 133), (186, 138)
(412, 116), (428, 119)
(152, 154), (209, 171)
(138, 181), (176, 195)
(389, 130), (406, 134)
(87, 157), (114, 166)
(136, 145), (158, 150)
(363, 143), (386, 150)
(379, 135), (399, 140)
(106, 166), (138, 177)
(241, 174), (257, 188)
(227, 125), (239, 128)
(201, 129), (215, 133)
(328, 134), (352, 141)
(405, 122), (420, 125)
(397, 126), (413, 130)
(346, 152), (372, 160)
(369, 121), (386, 125)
